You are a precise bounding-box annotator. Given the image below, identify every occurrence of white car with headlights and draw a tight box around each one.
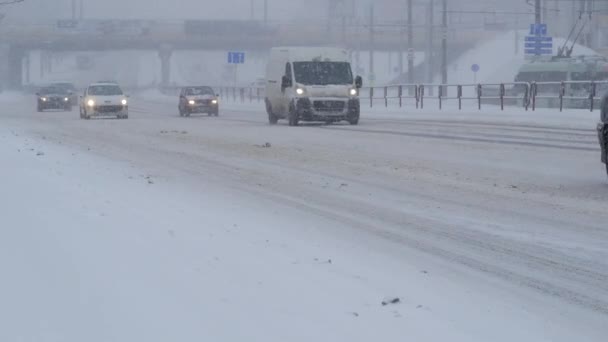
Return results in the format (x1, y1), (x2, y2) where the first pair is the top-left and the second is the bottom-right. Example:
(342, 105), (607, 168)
(80, 83), (129, 120)
(264, 47), (362, 126)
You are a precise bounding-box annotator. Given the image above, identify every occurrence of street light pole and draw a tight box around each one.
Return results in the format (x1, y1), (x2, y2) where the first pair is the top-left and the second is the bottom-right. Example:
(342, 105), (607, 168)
(441, 0), (447, 87)
(71, 0), (77, 20)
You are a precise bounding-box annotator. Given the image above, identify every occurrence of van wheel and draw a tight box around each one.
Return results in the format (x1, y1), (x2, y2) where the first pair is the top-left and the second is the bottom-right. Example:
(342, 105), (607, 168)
(348, 116), (360, 125)
(288, 103), (299, 126)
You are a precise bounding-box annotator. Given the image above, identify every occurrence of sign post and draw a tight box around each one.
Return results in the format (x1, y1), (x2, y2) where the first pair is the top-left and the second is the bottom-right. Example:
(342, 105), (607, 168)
(227, 51), (245, 86)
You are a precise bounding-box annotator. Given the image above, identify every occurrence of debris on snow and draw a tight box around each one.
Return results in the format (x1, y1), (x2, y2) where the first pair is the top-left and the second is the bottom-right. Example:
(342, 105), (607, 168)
(382, 297), (401, 306)
(254, 142), (272, 148)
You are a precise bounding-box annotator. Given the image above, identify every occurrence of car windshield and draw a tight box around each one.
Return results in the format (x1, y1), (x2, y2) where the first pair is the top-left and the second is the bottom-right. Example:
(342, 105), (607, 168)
(40, 87), (69, 95)
(185, 87), (214, 96)
(53, 83), (76, 91)
(293, 61), (353, 85)
(88, 85), (123, 96)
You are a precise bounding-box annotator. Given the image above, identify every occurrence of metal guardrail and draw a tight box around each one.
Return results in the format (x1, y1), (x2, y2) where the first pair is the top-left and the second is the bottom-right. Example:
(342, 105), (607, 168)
(210, 80), (608, 112)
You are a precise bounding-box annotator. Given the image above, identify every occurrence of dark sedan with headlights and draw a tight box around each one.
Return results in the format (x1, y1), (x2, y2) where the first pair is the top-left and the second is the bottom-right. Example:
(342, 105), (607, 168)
(36, 86), (73, 112)
(178, 86), (219, 117)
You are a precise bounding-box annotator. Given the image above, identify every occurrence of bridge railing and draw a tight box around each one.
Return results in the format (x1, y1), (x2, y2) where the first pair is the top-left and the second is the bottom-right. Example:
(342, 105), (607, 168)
(216, 80), (607, 112)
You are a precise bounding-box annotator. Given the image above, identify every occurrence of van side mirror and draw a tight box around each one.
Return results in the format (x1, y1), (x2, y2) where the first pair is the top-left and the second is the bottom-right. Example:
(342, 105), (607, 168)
(35, 92), (40, 96)
(355, 76), (363, 89)
(281, 75), (292, 89)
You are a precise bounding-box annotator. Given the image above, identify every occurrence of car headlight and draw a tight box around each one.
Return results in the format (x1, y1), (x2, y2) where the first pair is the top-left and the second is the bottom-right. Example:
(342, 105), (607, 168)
(121, 99), (128, 105)
(87, 99), (95, 107)
(350, 88), (358, 96)
(296, 88), (305, 95)
(41, 97), (47, 102)
(188, 100), (196, 105)
(64, 97), (69, 102)
(211, 99), (218, 104)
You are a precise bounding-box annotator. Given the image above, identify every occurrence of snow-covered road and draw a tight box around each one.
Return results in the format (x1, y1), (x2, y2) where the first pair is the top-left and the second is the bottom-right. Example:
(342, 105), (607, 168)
(1, 93), (607, 341)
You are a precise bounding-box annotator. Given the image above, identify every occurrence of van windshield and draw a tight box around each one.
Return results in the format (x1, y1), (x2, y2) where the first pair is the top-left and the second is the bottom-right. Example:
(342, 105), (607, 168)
(293, 62), (353, 86)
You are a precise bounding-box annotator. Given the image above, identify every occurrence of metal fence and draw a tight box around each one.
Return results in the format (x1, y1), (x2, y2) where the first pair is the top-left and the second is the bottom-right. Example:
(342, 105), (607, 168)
(212, 80), (608, 112)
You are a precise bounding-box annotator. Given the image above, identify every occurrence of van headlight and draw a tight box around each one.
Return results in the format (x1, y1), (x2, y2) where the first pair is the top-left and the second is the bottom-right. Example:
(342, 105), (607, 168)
(121, 99), (128, 105)
(296, 88), (305, 95)
(64, 97), (69, 102)
(188, 100), (196, 105)
(87, 99), (95, 107)
(350, 88), (358, 96)
(41, 97), (47, 102)
(211, 99), (218, 105)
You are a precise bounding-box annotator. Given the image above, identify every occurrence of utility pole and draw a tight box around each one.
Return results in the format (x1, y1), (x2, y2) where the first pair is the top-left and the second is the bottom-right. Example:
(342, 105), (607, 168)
(580, 0), (586, 46)
(250, 0), (255, 20)
(441, 0), (447, 88)
(398, 14), (404, 78)
(587, 0), (594, 48)
(542, 0), (548, 26)
(71, 0), (77, 21)
(263, 0), (268, 25)
(369, 3), (375, 86)
(535, 0), (541, 24)
(407, 0), (414, 85)
(427, 0), (434, 95)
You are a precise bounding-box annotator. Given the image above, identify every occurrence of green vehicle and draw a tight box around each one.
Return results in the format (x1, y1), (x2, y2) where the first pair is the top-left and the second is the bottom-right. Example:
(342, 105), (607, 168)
(514, 56), (608, 109)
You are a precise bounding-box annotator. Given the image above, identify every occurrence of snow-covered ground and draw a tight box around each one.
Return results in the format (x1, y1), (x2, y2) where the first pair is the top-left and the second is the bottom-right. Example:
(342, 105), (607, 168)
(1, 92), (607, 341)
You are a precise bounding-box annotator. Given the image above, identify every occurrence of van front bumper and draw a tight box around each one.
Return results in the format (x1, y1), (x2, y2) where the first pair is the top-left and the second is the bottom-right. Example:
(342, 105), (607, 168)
(598, 122), (607, 163)
(295, 97), (359, 121)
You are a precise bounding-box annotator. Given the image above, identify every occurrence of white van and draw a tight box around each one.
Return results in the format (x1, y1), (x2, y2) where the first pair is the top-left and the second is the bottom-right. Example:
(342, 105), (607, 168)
(264, 47), (362, 126)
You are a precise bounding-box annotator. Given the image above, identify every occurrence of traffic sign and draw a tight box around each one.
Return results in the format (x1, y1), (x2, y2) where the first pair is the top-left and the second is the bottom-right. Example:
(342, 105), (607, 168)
(525, 42), (553, 49)
(471, 64), (480, 73)
(529, 23), (548, 36)
(524, 23), (553, 56)
(525, 36), (552, 42)
(227, 52), (245, 64)
(525, 48), (553, 55)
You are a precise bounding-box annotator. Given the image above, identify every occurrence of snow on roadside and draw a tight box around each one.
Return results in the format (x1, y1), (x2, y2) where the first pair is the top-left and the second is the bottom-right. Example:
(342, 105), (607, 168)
(1, 116), (605, 341)
(0, 91), (28, 104)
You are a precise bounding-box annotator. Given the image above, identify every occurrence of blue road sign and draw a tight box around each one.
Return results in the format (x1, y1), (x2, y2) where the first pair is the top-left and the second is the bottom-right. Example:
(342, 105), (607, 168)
(529, 23), (548, 36)
(525, 48), (553, 55)
(471, 64), (480, 73)
(525, 36), (553, 42)
(524, 30), (553, 55)
(525, 42), (553, 49)
(227, 52), (245, 64)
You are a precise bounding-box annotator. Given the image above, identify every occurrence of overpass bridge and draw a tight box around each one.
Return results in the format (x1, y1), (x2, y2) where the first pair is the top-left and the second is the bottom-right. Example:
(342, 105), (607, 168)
(0, 19), (494, 90)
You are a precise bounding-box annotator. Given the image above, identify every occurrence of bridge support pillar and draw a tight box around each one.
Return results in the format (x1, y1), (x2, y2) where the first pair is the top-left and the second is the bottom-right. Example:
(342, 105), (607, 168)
(0, 44), (25, 91)
(158, 45), (173, 88)
(0, 44), (9, 92)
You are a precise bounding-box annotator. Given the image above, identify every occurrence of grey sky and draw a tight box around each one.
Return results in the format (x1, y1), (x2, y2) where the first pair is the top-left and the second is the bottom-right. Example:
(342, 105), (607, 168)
(3, 0), (322, 22)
